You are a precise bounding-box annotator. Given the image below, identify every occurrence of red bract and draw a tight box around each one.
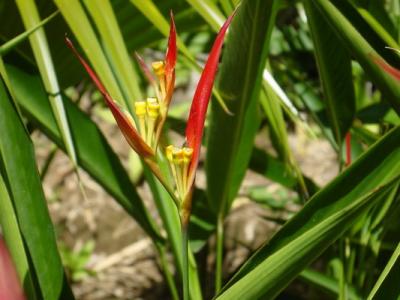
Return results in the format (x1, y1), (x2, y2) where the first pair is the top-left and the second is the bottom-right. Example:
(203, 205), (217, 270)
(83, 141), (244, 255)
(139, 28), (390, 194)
(185, 13), (235, 186)
(164, 10), (177, 104)
(372, 55), (400, 81)
(65, 37), (154, 158)
(345, 132), (351, 166)
(0, 237), (26, 300)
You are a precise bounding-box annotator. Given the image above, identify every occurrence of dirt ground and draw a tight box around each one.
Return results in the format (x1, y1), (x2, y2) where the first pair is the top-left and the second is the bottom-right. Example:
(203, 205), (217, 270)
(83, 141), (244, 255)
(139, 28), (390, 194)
(33, 96), (338, 299)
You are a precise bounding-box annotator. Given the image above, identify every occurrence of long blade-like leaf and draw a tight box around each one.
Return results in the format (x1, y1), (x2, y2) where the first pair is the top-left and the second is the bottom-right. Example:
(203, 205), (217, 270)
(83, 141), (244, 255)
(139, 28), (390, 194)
(206, 0), (278, 215)
(185, 0), (226, 31)
(311, 0), (400, 114)
(83, 0), (142, 104)
(54, 0), (126, 107)
(15, 0), (79, 171)
(217, 176), (400, 299)
(220, 126), (400, 297)
(0, 78), (74, 300)
(367, 241), (400, 300)
(304, 0), (355, 145)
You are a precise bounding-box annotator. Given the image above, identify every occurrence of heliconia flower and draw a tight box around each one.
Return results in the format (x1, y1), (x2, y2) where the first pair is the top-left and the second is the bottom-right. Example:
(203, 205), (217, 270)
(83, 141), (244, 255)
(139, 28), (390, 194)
(67, 10), (234, 214)
(166, 12), (235, 211)
(0, 236), (26, 300)
(65, 37), (154, 158)
(372, 55), (400, 81)
(135, 11), (177, 143)
(66, 13), (177, 156)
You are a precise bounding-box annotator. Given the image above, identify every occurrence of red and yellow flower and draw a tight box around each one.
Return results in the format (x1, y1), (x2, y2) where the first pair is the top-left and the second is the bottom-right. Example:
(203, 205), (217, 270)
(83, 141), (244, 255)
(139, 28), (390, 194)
(67, 12), (234, 225)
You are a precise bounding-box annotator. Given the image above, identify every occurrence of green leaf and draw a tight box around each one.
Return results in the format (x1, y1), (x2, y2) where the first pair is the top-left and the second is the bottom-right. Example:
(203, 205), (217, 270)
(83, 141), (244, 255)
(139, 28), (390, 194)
(0, 0), (201, 87)
(367, 241), (400, 300)
(0, 172), (37, 300)
(0, 78), (74, 300)
(83, 0), (142, 107)
(15, 0), (80, 176)
(54, 0), (126, 107)
(304, 0), (356, 145)
(206, 0), (278, 215)
(261, 82), (291, 164)
(299, 268), (359, 300)
(218, 126), (400, 298)
(0, 10), (58, 55)
(185, 0), (226, 31)
(129, 0), (194, 61)
(218, 177), (399, 299)
(335, 0), (400, 65)
(311, 0), (400, 114)
(5, 63), (162, 243)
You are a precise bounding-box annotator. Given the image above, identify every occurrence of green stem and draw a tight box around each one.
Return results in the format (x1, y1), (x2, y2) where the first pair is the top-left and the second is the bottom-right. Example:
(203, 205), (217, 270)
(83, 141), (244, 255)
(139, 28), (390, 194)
(215, 213), (224, 294)
(156, 242), (179, 300)
(339, 238), (348, 300)
(338, 143), (348, 300)
(181, 225), (189, 300)
(367, 240), (400, 300)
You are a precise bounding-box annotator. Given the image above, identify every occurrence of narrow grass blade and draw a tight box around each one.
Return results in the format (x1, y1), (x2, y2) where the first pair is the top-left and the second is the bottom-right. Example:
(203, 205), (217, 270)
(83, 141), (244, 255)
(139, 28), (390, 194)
(0, 10), (58, 55)
(185, 0), (226, 31)
(83, 0), (142, 107)
(299, 269), (359, 300)
(54, 0), (125, 107)
(15, 0), (80, 173)
(129, 0), (195, 64)
(367, 241), (400, 300)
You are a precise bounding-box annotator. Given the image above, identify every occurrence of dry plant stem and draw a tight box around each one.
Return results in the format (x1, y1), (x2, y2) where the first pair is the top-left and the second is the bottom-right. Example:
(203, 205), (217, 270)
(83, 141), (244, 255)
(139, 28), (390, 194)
(215, 213), (224, 294)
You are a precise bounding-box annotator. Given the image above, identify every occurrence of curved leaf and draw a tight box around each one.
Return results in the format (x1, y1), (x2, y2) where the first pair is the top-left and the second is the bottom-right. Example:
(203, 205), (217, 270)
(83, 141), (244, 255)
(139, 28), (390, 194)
(219, 126), (400, 298)
(0, 78), (74, 300)
(311, 0), (400, 114)
(206, 0), (278, 215)
(217, 177), (399, 299)
(304, 0), (355, 144)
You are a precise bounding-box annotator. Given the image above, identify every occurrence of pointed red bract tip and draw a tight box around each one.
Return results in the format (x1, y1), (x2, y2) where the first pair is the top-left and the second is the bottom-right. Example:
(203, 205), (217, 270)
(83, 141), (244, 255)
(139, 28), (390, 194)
(372, 55), (400, 81)
(0, 237), (26, 300)
(345, 132), (351, 166)
(134, 52), (157, 86)
(65, 37), (154, 157)
(165, 10), (177, 78)
(185, 11), (236, 183)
